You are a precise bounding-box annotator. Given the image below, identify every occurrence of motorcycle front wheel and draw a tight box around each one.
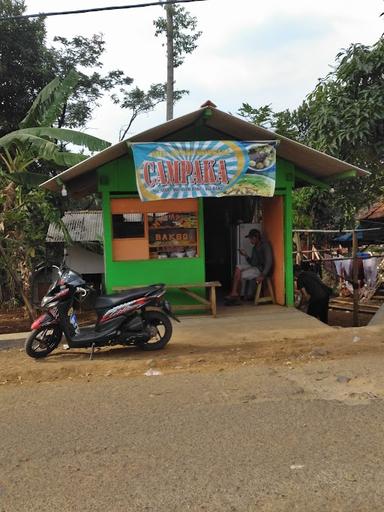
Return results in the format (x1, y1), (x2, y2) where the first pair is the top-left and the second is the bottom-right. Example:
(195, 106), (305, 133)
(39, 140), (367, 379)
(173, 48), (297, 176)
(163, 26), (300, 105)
(139, 310), (172, 351)
(25, 326), (63, 359)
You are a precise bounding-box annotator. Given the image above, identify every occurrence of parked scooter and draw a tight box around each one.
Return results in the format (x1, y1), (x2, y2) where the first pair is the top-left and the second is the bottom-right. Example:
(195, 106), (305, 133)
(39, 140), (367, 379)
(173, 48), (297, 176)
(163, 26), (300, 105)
(25, 265), (178, 359)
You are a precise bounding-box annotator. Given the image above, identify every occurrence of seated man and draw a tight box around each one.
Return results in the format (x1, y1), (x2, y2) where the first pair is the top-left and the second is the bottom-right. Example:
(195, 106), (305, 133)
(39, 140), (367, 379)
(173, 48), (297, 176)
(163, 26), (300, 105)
(225, 229), (273, 303)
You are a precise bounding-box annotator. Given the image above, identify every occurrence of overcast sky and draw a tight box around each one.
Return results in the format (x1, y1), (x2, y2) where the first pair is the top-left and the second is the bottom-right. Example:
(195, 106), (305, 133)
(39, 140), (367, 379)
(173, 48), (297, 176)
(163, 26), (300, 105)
(25, 0), (383, 143)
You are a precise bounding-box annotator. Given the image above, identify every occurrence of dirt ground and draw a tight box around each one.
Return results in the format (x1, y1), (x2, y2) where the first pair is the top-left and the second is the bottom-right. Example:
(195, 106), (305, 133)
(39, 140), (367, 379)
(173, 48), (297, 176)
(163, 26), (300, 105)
(0, 317), (383, 387)
(0, 306), (373, 335)
(0, 302), (381, 389)
(0, 308), (97, 334)
(1, 308), (383, 512)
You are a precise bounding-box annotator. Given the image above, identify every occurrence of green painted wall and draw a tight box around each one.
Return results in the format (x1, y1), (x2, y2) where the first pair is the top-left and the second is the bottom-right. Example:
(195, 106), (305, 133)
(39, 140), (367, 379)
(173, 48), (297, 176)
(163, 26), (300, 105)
(97, 146), (295, 306)
(274, 158), (295, 306)
(99, 155), (136, 194)
(99, 156), (205, 296)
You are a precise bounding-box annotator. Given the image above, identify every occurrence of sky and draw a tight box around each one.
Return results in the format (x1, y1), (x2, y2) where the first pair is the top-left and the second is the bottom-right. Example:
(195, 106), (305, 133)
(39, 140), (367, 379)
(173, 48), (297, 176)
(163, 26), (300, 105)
(25, 0), (384, 144)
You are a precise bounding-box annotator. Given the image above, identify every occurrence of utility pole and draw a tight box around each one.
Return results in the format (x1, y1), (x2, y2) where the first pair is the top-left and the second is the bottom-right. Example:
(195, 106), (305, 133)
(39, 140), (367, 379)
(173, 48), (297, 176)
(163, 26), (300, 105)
(165, 0), (174, 120)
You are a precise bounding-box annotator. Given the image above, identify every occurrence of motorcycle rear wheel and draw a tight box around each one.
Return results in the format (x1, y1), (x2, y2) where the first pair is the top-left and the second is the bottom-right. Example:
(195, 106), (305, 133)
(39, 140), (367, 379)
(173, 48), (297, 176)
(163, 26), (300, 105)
(25, 326), (63, 359)
(139, 310), (172, 351)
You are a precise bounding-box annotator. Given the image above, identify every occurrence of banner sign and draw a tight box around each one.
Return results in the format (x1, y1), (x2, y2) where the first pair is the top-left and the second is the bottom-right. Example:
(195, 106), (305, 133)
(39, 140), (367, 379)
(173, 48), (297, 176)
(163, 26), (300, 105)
(131, 140), (278, 202)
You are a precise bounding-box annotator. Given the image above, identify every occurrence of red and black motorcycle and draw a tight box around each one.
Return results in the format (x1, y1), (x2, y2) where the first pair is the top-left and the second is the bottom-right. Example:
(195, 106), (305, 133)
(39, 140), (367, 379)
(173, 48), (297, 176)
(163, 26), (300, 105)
(25, 266), (178, 359)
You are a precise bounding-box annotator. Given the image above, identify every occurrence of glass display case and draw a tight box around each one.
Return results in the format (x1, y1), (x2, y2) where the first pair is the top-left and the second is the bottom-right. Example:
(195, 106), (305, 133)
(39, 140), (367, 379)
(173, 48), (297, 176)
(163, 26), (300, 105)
(110, 197), (200, 261)
(148, 212), (198, 259)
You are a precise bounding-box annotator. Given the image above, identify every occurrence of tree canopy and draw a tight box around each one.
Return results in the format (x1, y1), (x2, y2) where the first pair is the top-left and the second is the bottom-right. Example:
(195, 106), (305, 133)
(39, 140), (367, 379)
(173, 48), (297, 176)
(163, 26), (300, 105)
(239, 37), (384, 229)
(154, 4), (202, 68)
(154, 3), (202, 120)
(0, 1), (133, 134)
(48, 35), (133, 130)
(113, 83), (188, 140)
(0, 0), (53, 135)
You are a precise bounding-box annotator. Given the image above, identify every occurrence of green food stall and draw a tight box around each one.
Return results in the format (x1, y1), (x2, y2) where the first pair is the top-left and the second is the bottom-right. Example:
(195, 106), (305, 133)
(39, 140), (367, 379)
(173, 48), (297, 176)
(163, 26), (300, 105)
(41, 103), (367, 311)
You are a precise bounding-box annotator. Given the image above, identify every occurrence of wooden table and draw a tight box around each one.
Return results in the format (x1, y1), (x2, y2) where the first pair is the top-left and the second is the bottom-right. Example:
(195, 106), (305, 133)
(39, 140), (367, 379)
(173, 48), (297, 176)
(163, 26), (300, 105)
(167, 282), (221, 317)
(112, 281), (222, 317)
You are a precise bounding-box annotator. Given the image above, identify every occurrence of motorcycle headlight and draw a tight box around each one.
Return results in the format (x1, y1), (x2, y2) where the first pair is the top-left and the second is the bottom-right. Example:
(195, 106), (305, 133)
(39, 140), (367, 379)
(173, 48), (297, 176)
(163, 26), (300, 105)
(41, 296), (50, 308)
(41, 296), (59, 308)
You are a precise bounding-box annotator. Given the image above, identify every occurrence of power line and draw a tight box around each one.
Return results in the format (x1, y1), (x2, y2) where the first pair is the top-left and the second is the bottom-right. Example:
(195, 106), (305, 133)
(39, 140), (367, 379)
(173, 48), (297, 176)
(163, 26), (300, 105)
(0, 0), (207, 21)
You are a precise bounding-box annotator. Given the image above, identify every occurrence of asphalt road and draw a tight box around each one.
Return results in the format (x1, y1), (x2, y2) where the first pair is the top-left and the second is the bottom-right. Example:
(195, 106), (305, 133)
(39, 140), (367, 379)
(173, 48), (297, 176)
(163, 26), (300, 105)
(1, 362), (384, 512)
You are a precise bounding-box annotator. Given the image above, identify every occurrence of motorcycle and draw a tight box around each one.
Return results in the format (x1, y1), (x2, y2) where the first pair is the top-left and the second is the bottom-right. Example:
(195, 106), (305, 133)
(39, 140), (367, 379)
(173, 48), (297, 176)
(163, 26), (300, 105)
(25, 265), (179, 359)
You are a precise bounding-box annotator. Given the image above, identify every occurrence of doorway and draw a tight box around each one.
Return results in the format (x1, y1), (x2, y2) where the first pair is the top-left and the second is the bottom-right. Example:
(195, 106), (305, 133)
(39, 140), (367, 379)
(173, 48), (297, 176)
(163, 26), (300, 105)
(203, 197), (259, 290)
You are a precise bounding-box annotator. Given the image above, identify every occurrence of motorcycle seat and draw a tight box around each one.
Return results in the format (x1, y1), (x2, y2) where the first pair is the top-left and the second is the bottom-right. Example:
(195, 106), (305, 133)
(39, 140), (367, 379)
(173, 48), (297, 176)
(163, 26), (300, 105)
(95, 285), (164, 310)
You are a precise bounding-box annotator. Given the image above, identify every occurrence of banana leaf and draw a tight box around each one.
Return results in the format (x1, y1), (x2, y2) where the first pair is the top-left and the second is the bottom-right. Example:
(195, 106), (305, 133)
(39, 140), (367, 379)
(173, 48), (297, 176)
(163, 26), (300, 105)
(16, 127), (111, 152)
(3, 171), (51, 187)
(19, 70), (80, 129)
(0, 133), (88, 167)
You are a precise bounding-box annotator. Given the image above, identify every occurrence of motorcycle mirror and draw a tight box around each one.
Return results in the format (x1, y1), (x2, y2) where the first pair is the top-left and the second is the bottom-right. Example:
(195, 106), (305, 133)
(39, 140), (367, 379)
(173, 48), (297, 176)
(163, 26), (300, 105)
(60, 248), (68, 270)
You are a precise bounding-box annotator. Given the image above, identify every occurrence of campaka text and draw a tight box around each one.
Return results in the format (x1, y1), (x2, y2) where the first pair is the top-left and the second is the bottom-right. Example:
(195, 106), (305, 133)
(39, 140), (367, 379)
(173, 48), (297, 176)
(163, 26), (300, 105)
(143, 159), (229, 187)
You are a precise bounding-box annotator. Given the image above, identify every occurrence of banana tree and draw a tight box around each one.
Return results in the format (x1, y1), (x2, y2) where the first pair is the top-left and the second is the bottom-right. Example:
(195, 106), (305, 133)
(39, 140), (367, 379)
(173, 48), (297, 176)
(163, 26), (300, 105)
(0, 70), (110, 199)
(0, 71), (111, 319)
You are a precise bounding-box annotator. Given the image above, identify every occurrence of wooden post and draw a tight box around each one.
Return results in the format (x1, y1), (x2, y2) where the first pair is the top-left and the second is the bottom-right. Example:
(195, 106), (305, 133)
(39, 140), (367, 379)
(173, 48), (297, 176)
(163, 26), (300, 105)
(210, 285), (217, 318)
(352, 230), (359, 327)
(294, 232), (302, 265)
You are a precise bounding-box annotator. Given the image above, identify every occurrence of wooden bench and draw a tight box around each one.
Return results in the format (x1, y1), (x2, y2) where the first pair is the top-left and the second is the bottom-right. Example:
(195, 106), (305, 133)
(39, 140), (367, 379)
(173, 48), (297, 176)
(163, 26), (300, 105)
(112, 281), (222, 317)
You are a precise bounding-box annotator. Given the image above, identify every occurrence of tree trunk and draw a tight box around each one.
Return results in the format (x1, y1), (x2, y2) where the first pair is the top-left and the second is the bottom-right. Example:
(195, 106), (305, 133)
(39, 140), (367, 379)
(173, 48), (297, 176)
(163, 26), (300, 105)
(166, 0), (174, 121)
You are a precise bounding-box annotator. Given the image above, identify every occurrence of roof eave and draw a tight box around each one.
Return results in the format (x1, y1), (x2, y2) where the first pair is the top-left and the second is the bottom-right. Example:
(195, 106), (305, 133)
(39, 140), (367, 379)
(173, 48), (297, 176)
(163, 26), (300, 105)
(204, 109), (368, 179)
(40, 105), (369, 196)
(40, 140), (129, 193)
(40, 108), (205, 193)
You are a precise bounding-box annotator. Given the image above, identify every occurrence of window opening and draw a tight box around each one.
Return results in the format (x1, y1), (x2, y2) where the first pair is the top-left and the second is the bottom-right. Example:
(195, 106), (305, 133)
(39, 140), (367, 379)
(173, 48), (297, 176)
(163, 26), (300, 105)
(112, 213), (145, 238)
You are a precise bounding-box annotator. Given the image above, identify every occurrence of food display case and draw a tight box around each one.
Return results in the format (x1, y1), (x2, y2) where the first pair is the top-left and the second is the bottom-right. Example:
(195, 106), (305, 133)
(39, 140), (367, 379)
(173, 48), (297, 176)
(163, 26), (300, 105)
(148, 212), (198, 259)
(110, 197), (200, 261)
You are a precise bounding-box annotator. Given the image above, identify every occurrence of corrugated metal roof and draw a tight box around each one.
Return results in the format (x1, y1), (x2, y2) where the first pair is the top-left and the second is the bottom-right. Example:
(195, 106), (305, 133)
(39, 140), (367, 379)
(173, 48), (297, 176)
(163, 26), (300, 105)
(46, 210), (103, 242)
(40, 104), (369, 194)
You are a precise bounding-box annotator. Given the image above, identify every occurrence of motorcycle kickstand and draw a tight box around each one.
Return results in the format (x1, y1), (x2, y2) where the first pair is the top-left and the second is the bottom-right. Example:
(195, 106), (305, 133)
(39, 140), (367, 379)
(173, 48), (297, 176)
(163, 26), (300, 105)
(89, 342), (95, 361)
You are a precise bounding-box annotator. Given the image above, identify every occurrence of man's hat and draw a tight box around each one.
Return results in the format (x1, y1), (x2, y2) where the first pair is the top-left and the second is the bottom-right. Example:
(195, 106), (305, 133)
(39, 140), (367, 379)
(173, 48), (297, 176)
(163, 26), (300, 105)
(245, 228), (261, 238)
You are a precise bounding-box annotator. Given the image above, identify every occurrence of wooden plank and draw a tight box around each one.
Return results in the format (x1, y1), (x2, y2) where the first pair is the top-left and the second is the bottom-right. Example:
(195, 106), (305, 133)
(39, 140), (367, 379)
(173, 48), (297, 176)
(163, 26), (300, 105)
(329, 302), (376, 311)
(111, 281), (222, 317)
(172, 304), (210, 311)
(113, 285), (147, 291)
(330, 303), (379, 313)
(210, 286), (217, 317)
(329, 304), (376, 314)
(329, 299), (379, 312)
(179, 287), (210, 305)
(267, 278), (276, 304)
(112, 281), (222, 291)
(167, 282), (221, 288)
(254, 281), (262, 305)
(256, 297), (273, 304)
(254, 278), (275, 305)
(330, 298), (379, 308)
